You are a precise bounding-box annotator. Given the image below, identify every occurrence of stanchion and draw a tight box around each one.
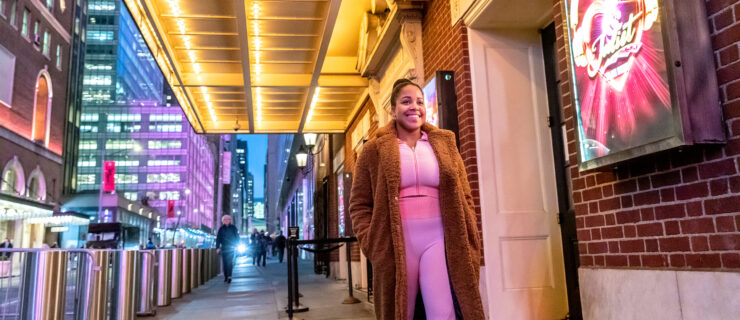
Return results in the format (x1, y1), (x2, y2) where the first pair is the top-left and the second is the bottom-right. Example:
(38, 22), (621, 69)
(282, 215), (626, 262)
(19, 250), (69, 320)
(171, 248), (183, 299)
(156, 249), (173, 306)
(342, 242), (361, 304)
(135, 250), (157, 316)
(181, 249), (191, 294)
(112, 250), (138, 320)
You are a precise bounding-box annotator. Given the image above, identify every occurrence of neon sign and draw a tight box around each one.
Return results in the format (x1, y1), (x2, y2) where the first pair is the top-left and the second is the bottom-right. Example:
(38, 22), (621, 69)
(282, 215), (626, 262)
(566, 0), (674, 164)
(570, 0), (659, 91)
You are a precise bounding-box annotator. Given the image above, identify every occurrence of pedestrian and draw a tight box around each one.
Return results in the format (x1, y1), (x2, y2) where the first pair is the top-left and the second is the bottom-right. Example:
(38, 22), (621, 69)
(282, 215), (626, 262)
(257, 230), (267, 266)
(249, 228), (259, 265)
(216, 215), (239, 283)
(349, 78), (484, 319)
(146, 238), (156, 249)
(0, 238), (12, 260)
(275, 231), (286, 263)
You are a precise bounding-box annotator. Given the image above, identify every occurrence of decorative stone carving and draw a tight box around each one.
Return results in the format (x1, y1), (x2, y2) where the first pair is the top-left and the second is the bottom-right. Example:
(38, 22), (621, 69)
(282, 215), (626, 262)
(399, 14), (424, 85)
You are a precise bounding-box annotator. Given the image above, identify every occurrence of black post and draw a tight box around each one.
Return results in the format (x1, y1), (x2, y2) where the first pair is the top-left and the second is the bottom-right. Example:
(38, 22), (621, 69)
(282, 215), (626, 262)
(342, 241), (360, 304)
(287, 238), (294, 318)
(293, 244), (299, 304)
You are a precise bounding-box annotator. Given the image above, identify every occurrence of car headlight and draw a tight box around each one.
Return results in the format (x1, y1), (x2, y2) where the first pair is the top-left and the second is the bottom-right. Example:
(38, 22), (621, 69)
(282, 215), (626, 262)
(237, 244), (247, 254)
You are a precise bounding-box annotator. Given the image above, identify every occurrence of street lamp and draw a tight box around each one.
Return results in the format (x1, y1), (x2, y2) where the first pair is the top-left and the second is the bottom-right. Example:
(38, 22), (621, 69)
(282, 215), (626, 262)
(295, 146), (308, 169)
(303, 133), (317, 151)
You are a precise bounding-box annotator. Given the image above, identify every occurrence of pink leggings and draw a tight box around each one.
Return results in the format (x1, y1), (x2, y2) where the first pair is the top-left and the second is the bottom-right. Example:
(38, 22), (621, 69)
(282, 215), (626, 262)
(402, 216), (455, 319)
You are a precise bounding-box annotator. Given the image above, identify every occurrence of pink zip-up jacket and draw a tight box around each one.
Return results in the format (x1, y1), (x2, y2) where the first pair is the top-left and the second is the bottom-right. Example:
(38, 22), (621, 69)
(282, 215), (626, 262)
(398, 131), (441, 220)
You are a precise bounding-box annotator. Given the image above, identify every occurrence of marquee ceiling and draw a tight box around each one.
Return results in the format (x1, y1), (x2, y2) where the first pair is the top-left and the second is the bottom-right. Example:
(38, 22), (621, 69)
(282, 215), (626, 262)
(123, 0), (370, 133)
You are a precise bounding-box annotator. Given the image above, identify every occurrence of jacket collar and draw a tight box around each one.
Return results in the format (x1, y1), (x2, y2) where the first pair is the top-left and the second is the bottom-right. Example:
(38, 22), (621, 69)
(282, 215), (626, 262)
(375, 121), (440, 141)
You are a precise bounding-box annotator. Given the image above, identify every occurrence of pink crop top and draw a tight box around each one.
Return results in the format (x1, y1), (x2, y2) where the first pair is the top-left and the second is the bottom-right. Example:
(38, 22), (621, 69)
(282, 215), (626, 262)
(398, 131), (441, 219)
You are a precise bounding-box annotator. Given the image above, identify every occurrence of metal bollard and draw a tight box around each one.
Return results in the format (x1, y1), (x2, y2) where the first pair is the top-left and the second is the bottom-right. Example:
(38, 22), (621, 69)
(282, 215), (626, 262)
(112, 250), (139, 320)
(200, 249), (207, 285)
(135, 250), (157, 316)
(189, 249), (199, 289)
(171, 248), (183, 299)
(157, 249), (173, 306)
(181, 249), (191, 294)
(80, 250), (111, 320)
(19, 250), (69, 320)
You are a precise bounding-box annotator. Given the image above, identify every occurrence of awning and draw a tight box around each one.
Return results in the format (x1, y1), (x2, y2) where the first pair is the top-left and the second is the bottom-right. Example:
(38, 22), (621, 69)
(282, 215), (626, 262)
(0, 193), (54, 222)
(123, 0), (370, 133)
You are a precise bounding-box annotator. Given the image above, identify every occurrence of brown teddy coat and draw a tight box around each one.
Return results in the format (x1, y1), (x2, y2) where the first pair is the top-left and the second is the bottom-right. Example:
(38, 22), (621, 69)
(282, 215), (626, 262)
(349, 121), (485, 319)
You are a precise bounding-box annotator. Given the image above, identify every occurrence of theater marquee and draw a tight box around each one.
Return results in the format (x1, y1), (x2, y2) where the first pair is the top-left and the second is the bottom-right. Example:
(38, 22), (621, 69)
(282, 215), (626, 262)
(563, 0), (726, 170)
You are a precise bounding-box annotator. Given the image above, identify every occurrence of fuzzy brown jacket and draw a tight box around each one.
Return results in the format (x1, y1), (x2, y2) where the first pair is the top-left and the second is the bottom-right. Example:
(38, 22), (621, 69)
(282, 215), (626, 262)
(349, 122), (484, 319)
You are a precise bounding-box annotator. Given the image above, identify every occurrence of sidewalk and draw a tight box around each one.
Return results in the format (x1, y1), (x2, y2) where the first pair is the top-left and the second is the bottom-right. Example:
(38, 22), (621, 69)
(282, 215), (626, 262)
(146, 255), (375, 320)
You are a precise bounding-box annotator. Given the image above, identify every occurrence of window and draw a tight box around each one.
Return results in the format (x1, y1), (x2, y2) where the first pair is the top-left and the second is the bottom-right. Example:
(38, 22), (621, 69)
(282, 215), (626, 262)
(0, 44), (15, 106)
(160, 191), (180, 200)
(107, 113), (140, 122)
(149, 124), (181, 132)
(87, 30), (113, 41)
(33, 20), (38, 42)
(147, 160), (181, 166)
(124, 192), (138, 200)
(147, 173), (180, 183)
(81, 113), (99, 121)
(9, 1), (16, 27)
(149, 114), (182, 122)
(85, 64), (112, 71)
(83, 75), (111, 85)
(45, 0), (52, 11)
(79, 141), (97, 149)
(21, 9), (28, 37)
(148, 140), (181, 149)
(55, 44), (61, 68)
(42, 31), (50, 56)
(114, 174), (138, 184)
(74, 17), (79, 34)
(80, 125), (98, 132)
(105, 139), (138, 150)
(113, 160), (139, 167)
(89, 0), (115, 11)
(77, 160), (96, 167)
(107, 123), (140, 132)
(77, 174), (95, 184)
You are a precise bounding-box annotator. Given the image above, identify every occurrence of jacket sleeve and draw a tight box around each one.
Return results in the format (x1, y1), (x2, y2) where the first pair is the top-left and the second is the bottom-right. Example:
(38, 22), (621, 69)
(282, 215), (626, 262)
(451, 138), (482, 262)
(349, 143), (375, 260)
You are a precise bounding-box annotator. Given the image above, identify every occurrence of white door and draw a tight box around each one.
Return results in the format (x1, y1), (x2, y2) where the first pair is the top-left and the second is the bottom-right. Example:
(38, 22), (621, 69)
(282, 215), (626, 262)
(469, 28), (568, 319)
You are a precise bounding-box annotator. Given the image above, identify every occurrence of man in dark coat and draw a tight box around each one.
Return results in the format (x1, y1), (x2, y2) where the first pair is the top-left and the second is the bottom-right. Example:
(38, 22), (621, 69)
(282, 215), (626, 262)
(0, 238), (12, 260)
(216, 215), (239, 283)
(274, 231), (286, 263)
(256, 230), (267, 266)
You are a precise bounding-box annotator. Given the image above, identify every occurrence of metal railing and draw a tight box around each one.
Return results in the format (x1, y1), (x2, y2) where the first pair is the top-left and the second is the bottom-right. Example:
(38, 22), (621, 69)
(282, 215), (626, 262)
(0, 248), (220, 320)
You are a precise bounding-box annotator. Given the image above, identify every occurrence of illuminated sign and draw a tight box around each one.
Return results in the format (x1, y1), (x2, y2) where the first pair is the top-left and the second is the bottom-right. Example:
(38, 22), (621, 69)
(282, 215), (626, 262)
(103, 161), (116, 192)
(566, 0), (675, 165)
(565, 0), (725, 170)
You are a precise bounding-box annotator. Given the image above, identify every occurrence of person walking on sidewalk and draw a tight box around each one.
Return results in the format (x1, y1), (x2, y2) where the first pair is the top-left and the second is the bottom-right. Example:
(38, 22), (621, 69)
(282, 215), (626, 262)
(250, 228), (259, 265)
(256, 230), (267, 266)
(216, 215), (239, 283)
(349, 79), (484, 319)
(275, 231), (286, 263)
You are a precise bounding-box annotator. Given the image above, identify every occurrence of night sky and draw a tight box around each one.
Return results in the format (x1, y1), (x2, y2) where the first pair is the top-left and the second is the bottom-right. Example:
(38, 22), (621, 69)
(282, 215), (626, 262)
(238, 134), (267, 199)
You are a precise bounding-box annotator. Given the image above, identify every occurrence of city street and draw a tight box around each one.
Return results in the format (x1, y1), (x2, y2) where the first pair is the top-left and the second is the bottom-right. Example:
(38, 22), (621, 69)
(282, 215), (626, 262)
(150, 256), (374, 320)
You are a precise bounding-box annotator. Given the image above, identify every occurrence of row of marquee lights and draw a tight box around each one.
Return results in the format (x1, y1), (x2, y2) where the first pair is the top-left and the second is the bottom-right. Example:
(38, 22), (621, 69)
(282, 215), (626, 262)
(124, 0), (324, 130)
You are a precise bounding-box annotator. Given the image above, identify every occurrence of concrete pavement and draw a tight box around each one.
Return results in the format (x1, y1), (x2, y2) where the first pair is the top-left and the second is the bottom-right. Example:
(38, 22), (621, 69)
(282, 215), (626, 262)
(146, 255), (375, 319)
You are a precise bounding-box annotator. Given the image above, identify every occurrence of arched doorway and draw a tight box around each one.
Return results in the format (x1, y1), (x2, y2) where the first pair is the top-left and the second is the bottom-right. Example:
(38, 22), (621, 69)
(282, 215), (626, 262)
(32, 71), (52, 145)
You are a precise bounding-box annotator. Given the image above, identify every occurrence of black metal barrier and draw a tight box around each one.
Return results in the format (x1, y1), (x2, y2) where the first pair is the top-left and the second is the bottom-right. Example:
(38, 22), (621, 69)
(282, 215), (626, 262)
(285, 236), (359, 319)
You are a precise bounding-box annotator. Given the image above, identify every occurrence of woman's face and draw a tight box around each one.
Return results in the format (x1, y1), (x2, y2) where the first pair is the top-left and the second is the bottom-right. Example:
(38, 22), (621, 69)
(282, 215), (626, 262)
(393, 85), (426, 132)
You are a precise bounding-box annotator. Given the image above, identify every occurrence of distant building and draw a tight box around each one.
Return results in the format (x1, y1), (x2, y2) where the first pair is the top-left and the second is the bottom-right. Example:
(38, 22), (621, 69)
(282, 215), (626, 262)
(264, 135), (293, 234)
(74, 2), (215, 235)
(230, 138), (247, 233)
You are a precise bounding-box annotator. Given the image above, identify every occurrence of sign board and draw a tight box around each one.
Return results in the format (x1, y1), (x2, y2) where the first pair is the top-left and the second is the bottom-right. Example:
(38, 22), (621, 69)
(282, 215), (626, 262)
(167, 200), (175, 218)
(563, 0), (725, 170)
(103, 161), (115, 192)
(288, 226), (299, 239)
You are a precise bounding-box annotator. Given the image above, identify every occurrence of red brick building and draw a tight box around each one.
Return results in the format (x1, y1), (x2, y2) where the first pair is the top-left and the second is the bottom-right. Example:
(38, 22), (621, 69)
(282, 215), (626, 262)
(0, 0), (74, 248)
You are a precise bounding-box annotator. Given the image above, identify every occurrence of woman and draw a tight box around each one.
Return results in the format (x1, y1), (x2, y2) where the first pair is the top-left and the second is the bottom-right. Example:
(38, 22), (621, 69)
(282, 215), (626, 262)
(350, 79), (484, 319)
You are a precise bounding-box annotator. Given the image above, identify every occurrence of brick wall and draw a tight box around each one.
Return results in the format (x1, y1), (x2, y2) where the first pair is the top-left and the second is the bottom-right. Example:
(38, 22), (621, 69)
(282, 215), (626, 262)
(422, 0), (483, 263)
(553, 0), (740, 270)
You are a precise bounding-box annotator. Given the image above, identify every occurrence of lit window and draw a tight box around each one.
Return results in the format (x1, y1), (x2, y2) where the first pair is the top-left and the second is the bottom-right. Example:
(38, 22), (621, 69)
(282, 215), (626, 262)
(55, 44), (61, 69)
(83, 75), (112, 86)
(81, 113), (99, 121)
(8, 1), (17, 27)
(79, 141), (98, 149)
(148, 140), (182, 149)
(147, 160), (181, 166)
(146, 173), (180, 183)
(42, 31), (50, 56)
(105, 139), (138, 150)
(77, 174), (95, 184)
(21, 9), (28, 37)
(124, 192), (138, 200)
(114, 174), (138, 184)
(46, 0), (52, 11)
(80, 125), (98, 132)
(77, 160), (96, 167)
